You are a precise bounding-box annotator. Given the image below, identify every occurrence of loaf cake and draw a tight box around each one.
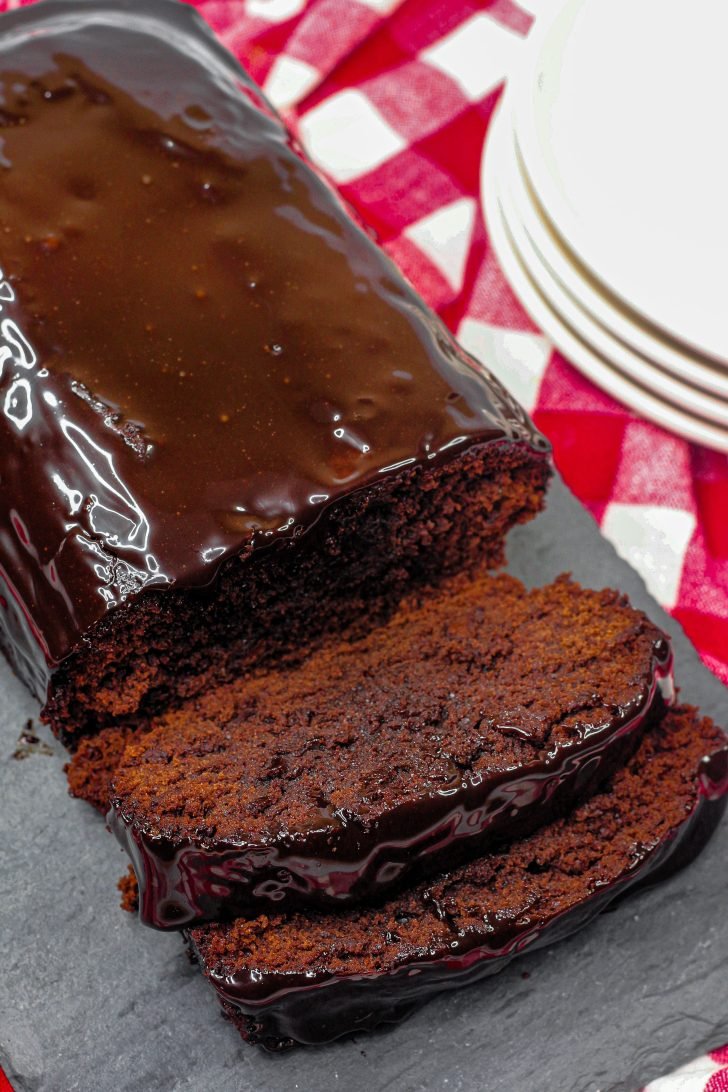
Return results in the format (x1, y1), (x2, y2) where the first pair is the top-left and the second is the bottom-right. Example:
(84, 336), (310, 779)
(187, 707), (728, 1050)
(105, 574), (673, 928)
(0, 0), (724, 1068)
(0, 0), (549, 743)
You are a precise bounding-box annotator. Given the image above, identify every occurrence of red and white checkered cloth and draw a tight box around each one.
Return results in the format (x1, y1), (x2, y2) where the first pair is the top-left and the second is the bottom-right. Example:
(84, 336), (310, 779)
(644, 1048), (728, 1092)
(1, 0), (726, 1088)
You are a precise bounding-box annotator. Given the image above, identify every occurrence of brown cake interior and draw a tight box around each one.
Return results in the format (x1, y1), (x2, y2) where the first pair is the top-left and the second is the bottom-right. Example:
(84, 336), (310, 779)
(67, 728), (136, 815)
(49, 443), (548, 744)
(191, 706), (724, 983)
(69, 570), (664, 823)
(94, 571), (668, 928)
(111, 574), (666, 844)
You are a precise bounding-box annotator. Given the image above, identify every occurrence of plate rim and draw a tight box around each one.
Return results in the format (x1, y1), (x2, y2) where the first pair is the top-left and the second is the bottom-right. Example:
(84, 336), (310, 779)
(480, 111), (728, 453)
(489, 111), (728, 426)
(509, 0), (728, 364)
(494, 92), (728, 401)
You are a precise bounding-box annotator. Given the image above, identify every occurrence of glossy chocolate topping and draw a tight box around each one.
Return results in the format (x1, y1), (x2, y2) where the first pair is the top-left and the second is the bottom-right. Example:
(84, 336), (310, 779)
(0, 0), (546, 694)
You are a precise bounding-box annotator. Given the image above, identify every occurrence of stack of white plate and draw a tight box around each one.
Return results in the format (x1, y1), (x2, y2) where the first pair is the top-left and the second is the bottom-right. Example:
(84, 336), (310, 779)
(481, 0), (728, 451)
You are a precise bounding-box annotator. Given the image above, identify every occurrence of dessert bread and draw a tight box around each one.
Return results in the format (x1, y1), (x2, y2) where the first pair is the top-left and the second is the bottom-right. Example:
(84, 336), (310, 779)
(0, 1), (723, 1068)
(0, 0), (549, 742)
(187, 707), (728, 1050)
(105, 574), (673, 928)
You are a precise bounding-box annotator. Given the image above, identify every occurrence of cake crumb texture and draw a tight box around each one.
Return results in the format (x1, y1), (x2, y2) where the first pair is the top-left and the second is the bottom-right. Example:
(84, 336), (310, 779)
(112, 574), (666, 845)
(191, 707), (724, 982)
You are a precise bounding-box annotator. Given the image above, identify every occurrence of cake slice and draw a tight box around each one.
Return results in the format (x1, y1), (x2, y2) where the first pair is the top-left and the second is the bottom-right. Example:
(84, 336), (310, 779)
(187, 707), (728, 1050)
(103, 574), (672, 928)
(0, 0), (549, 741)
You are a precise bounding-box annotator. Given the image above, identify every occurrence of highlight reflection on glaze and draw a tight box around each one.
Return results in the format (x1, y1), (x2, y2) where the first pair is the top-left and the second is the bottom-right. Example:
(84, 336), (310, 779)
(1, 280), (169, 597)
(0, 263), (168, 695)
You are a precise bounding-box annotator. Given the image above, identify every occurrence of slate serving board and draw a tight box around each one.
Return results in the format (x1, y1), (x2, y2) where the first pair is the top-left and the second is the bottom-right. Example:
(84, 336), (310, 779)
(1, 475), (726, 1092)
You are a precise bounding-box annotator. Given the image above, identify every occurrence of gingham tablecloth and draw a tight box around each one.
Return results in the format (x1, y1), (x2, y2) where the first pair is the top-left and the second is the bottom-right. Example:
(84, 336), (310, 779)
(1, 1), (727, 1088)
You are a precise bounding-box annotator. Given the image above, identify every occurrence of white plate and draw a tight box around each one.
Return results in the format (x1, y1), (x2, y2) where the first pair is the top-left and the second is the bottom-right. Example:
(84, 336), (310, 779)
(500, 176), (728, 429)
(480, 115), (728, 453)
(488, 108), (728, 427)
(495, 93), (728, 402)
(511, 0), (728, 363)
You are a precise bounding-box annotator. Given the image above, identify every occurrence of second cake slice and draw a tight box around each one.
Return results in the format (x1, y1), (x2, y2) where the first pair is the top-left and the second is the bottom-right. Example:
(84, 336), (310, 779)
(106, 574), (673, 927)
(188, 706), (727, 1049)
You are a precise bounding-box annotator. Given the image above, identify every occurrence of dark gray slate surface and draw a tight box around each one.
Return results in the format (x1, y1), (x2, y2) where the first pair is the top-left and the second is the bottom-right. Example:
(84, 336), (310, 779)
(1, 476), (726, 1092)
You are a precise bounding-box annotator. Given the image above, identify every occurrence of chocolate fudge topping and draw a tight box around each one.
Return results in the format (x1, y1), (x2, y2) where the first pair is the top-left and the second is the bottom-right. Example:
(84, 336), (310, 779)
(0, 0), (547, 698)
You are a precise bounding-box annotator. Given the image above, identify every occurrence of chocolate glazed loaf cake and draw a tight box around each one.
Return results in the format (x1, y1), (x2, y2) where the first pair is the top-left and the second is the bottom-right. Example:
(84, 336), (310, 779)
(104, 575), (674, 928)
(0, 0), (549, 742)
(2, 0), (724, 1070)
(188, 708), (728, 1050)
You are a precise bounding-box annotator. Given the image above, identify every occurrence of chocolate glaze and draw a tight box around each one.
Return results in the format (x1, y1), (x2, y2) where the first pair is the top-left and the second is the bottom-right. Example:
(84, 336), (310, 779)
(0, 0), (547, 701)
(110, 650), (674, 929)
(188, 743), (728, 1050)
